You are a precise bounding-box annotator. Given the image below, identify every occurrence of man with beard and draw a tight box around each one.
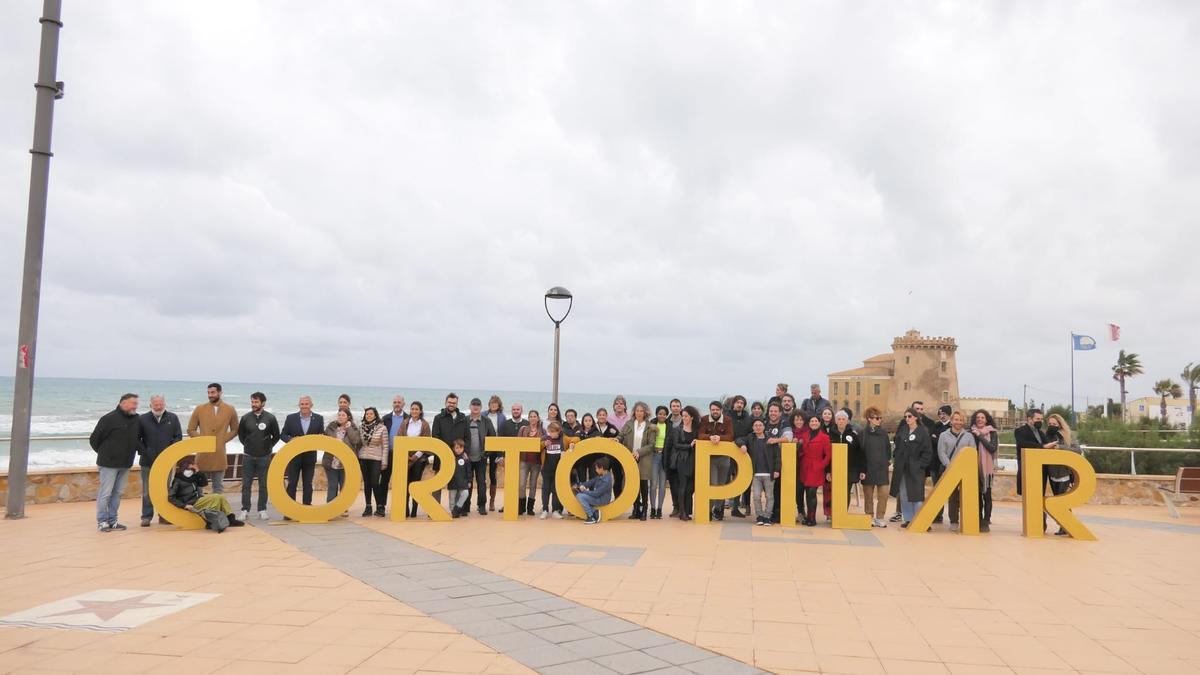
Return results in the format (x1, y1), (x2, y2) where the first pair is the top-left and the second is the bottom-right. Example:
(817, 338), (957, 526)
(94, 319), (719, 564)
(236, 392), (280, 521)
(431, 393), (470, 509)
(727, 395), (754, 518)
(187, 383), (238, 494)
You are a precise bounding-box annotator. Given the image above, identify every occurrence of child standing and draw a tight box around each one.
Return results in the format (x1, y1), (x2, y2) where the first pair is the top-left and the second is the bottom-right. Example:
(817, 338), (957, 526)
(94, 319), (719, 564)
(572, 457), (614, 525)
(448, 439), (471, 518)
(742, 419), (780, 526)
(540, 421), (566, 519)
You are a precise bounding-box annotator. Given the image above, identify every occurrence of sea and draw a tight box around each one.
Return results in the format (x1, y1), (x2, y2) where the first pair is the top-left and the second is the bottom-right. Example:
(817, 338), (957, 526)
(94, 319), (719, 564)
(0, 377), (723, 470)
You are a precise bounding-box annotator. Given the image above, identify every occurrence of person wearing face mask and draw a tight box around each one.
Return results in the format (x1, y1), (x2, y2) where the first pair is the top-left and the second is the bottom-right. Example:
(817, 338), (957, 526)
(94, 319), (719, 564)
(168, 461), (244, 532)
(926, 405), (954, 524)
(891, 408), (933, 529)
(1014, 408), (1058, 532)
(1044, 413), (1078, 536)
(936, 411), (976, 531)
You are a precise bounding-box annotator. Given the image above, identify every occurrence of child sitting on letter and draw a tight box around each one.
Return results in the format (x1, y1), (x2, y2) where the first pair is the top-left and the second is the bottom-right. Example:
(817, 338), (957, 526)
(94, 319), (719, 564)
(448, 439), (471, 518)
(572, 457), (613, 525)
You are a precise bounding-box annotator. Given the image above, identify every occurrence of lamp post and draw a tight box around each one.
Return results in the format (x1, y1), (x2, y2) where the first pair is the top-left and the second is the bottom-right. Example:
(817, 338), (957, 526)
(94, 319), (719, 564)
(544, 287), (573, 406)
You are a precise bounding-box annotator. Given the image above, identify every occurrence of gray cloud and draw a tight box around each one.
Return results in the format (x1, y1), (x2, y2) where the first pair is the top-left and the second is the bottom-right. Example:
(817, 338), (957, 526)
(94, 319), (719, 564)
(0, 1), (1197, 407)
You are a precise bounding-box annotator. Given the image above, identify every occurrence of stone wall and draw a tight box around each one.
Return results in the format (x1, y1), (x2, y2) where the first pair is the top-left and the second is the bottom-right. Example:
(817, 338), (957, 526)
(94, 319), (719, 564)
(1, 466), (1194, 508)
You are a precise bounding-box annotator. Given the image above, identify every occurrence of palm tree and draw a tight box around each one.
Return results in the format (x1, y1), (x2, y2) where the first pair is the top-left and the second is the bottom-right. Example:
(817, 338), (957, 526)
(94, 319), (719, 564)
(1152, 379), (1183, 424)
(1182, 363), (1200, 423)
(1111, 350), (1143, 419)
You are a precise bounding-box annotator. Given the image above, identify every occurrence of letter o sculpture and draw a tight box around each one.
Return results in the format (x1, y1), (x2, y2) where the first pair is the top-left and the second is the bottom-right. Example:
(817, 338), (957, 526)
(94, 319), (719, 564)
(267, 435), (363, 523)
(556, 437), (640, 521)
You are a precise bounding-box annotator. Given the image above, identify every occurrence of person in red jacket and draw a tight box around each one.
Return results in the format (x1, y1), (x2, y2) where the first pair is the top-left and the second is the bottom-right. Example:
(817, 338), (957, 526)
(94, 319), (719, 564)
(798, 414), (831, 527)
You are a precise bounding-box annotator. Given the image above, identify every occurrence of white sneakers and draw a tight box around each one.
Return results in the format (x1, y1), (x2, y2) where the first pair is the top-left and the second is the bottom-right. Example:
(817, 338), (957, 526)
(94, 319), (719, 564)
(240, 510), (249, 520)
(539, 511), (548, 520)
(259, 511), (269, 521)
(551, 511), (564, 519)
(871, 519), (887, 528)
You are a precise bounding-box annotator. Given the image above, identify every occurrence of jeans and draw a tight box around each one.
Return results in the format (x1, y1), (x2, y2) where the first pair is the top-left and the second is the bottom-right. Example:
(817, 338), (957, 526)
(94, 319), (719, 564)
(899, 481), (923, 523)
(709, 456), (732, 514)
(241, 455), (272, 512)
(467, 458), (488, 509)
(541, 454), (563, 512)
(947, 486), (962, 525)
(650, 452), (668, 510)
(519, 461), (540, 501)
(449, 489), (469, 510)
(359, 458), (383, 507)
(578, 492), (606, 519)
(140, 465), (170, 520)
(862, 484), (888, 520)
(97, 467), (129, 525)
(751, 475), (774, 518)
(206, 470), (225, 494)
(285, 452), (316, 505)
(324, 466), (345, 502)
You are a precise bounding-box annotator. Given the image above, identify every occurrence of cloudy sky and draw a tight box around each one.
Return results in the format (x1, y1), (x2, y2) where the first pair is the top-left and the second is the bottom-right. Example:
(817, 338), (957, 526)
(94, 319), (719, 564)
(0, 1), (1196, 407)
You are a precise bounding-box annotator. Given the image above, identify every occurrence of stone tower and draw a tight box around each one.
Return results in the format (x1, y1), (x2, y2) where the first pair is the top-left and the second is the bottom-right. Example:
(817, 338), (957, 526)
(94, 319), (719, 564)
(885, 329), (960, 414)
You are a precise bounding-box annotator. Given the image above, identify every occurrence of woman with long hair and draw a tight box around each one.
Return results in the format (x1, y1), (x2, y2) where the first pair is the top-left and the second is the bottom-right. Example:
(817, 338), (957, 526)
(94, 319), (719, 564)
(669, 406), (700, 520)
(324, 409), (361, 514)
(519, 410), (543, 516)
(969, 409), (999, 532)
(544, 403), (562, 431)
(798, 415), (831, 526)
(358, 407), (388, 517)
(650, 405), (670, 519)
(1045, 413), (1077, 536)
(619, 401), (657, 520)
(540, 420), (566, 519)
(484, 395), (507, 512)
(400, 402), (431, 518)
(576, 412), (599, 483)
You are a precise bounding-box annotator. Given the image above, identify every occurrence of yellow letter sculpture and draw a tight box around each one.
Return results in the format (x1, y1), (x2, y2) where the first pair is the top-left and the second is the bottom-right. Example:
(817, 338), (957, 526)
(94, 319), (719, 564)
(556, 438), (640, 521)
(389, 437), (455, 522)
(485, 436), (539, 521)
(908, 446), (979, 535)
(149, 437), (215, 530)
(778, 442), (798, 528)
(694, 441), (752, 524)
(1021, 448), (1097, 540)
(268, 436), (363, 523)
(831, 442), (872, 530)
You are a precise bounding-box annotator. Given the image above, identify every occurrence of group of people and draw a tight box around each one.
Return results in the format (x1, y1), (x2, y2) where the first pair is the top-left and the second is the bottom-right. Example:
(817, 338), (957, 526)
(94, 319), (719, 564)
(88, 382), (1078, 533)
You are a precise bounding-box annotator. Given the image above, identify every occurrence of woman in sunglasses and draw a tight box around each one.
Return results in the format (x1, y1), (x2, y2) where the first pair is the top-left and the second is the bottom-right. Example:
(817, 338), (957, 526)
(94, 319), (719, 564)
(889, 407), (933, 529)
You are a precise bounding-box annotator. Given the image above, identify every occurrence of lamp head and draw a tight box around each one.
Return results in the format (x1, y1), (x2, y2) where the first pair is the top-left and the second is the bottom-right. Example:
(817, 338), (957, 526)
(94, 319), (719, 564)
(544, 286), (573, 324)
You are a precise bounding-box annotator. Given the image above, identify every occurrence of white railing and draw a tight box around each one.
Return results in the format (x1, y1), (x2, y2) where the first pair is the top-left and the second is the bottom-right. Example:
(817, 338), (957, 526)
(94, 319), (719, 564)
(998, 443), (1200, 475)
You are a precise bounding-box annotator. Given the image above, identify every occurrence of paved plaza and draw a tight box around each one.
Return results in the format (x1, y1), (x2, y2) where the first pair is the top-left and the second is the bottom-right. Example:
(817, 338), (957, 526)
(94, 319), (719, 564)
(1, 494), (1198, 674)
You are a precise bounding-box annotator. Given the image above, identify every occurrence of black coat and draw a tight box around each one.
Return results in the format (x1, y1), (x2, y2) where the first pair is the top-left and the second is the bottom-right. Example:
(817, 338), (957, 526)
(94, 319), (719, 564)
(237, 411), (281, 457)
(432, 409), (470, 447)
(500, 417), (530, 437)
(744, 436), (780, 476)
(168, 471), (209, 508)
(889, 424), (932, 500)
(669, 426), (699, 478)
(828, 425), (865, 481)
(137, 411), (182, 467)
(1014, 422), (1049, 495)
(90, 407), (142, 469)
(448, 454), (471, 490)
(929, 421), (951, 472)
(860, 424), (892, 486)
(729, 409), (754, 448)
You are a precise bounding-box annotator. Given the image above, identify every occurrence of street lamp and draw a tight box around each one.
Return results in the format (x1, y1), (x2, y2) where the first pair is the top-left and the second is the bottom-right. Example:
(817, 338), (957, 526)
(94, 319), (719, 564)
(544, 287), (573, 406)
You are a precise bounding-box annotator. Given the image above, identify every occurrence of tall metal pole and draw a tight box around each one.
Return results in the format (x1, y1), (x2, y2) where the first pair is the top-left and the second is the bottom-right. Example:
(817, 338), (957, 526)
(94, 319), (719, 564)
(1070, 333), (1076, 427)
(6, 0), (64, 520)
(551, 323), (561, 406)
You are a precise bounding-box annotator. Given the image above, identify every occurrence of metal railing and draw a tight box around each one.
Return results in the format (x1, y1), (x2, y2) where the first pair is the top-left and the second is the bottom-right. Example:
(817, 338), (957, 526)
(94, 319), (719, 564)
(998, 443), (1200, 475)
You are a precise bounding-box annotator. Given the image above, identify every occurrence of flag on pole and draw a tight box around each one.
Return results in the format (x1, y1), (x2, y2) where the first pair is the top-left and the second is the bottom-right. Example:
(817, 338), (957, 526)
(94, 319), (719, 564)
(1109, 323), (1121, 341)
(1072, 334), (1097, 351)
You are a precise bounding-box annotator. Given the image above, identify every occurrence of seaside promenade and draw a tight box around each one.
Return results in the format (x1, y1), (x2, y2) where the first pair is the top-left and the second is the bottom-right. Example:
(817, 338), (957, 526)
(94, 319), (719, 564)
(1, 495), (1198, 675)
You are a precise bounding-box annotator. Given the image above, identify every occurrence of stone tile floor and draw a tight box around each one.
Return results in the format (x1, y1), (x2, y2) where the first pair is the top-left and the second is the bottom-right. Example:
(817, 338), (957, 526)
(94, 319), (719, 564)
(0, 494), (1198, 674)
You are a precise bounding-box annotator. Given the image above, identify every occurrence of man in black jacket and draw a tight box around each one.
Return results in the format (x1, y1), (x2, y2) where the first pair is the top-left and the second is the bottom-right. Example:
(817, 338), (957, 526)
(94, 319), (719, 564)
(90, 394), (142, 532)
(1014, 408), (1057, 531)
(927, 405), (953, 524)
(280, 396), (325, 507)
(727, 395), (754, 518)
(137, 394), (183, 526)
(431, 393), (469, 508)
(463, 398), (497, 516)
(237, 392), (280, 520)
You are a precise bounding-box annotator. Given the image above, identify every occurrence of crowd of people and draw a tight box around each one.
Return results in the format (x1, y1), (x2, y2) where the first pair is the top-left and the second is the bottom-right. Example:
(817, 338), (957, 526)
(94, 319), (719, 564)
(88, 382), (1078, 533)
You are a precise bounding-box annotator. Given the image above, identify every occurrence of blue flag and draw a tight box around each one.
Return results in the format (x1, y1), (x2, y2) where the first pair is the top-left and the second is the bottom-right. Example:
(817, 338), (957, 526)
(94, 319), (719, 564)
(1072, 334), (1097, 350)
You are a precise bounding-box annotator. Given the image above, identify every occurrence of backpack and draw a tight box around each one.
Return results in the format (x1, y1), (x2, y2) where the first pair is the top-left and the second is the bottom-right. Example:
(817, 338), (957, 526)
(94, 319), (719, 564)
(200, 508), (229, 533)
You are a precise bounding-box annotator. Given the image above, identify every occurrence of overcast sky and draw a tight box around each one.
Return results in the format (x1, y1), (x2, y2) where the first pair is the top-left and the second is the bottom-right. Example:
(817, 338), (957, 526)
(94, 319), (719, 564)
(1, 1), (1196, 407)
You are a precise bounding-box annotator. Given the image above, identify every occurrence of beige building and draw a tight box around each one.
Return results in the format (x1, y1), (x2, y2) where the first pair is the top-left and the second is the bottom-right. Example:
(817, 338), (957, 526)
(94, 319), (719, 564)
(828, 330), (961, 418)
(1124, 396), (1194, 428)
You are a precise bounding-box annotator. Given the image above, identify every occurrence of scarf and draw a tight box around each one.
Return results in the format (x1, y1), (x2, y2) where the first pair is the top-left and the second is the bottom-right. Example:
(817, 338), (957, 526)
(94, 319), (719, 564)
(975, 425), (996, 477)
(362, 419), (380, 445)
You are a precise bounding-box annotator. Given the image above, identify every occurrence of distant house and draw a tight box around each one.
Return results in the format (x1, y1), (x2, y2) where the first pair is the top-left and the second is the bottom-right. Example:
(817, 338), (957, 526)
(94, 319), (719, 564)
(1124, 396), (1193, 428)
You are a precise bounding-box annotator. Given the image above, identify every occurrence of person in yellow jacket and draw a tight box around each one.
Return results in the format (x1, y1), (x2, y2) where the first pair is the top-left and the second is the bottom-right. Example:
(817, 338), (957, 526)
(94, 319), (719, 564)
(187, 382), (239, 494)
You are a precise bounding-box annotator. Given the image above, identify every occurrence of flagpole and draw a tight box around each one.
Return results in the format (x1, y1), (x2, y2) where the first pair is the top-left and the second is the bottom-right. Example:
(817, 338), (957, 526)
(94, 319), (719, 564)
(1070, 333), (1076, 427)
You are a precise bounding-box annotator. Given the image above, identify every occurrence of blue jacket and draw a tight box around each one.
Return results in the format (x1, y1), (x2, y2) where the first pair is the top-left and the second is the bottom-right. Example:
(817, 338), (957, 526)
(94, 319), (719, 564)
(138, 410), (182, 466)
(576, 472), (613, 504)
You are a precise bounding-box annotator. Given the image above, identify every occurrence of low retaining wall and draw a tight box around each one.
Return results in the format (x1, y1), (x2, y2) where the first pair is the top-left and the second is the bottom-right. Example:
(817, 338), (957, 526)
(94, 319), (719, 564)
(2, 465), (1194, 508)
